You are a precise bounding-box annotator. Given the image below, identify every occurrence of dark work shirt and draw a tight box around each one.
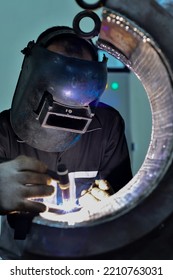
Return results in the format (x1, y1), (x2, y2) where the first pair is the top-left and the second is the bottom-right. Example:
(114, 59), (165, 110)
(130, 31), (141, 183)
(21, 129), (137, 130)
(0, 102), (132, 259)
(0, 103), (132, 193)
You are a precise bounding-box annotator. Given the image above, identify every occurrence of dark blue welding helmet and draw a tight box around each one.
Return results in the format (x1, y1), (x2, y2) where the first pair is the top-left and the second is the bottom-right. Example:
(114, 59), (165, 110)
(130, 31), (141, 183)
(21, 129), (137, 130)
(10, 26), (107, 152)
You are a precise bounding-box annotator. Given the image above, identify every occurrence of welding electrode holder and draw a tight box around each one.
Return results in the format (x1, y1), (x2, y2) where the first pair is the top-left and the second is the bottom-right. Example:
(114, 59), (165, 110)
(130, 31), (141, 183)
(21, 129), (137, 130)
(73, 10), (101, 39)
(47, 164), (72, 215)
(57, 164), (70, 200)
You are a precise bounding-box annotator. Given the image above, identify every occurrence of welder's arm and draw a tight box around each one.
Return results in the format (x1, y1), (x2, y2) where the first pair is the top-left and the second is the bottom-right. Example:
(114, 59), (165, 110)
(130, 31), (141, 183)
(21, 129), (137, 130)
(0, 155), (54, 215)
(99, 114), (133, 193)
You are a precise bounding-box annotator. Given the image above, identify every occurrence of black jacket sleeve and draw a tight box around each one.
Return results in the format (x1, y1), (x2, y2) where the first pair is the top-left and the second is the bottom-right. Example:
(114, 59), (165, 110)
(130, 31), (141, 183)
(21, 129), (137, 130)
(0, 110), (11, 159)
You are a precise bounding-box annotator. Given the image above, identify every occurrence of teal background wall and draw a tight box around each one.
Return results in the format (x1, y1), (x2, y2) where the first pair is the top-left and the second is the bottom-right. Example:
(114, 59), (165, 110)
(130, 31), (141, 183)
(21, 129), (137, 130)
(0, 0), (86, 111)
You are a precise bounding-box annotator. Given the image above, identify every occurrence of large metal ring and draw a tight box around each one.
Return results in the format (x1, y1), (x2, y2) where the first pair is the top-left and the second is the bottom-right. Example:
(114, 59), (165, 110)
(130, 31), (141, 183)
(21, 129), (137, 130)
(73, 10), (101, 39)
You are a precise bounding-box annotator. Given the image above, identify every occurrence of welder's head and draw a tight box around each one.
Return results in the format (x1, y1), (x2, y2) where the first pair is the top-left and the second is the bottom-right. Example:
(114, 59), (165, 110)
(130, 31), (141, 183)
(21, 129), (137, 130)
(37, 26), (99, 61)
(10, 26), (107, 152)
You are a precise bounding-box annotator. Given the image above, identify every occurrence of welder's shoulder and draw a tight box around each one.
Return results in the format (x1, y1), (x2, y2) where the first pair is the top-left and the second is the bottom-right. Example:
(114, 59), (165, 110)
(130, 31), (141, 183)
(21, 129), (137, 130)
(0, 109), (14, 137)
(95, 102), (124, 123)
(0, 109), (11, 127)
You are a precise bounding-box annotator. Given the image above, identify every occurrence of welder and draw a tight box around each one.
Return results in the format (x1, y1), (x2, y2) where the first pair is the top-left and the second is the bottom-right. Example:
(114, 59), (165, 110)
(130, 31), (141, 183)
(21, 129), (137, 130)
(0, 25), (132, 259)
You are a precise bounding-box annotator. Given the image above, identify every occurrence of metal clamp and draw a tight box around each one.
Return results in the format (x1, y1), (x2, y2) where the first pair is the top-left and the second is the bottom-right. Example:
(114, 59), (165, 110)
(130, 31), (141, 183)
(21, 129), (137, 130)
(75, 0), (105, 10)
(73, 10), (101, 39)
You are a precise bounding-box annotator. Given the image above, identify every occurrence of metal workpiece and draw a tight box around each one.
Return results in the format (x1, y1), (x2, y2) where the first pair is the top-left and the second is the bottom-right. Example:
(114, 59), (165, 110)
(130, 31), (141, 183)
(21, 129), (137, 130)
(24, 167), (173, 258)
(104, 0), (173, 69)
(24, 1), (173, 258)
(96, 0), (173, 219)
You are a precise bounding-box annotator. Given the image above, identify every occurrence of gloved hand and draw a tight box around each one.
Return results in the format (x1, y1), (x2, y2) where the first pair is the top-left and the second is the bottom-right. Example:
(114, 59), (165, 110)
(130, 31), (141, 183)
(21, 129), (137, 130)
(79, 179), (114, 208)
(0, 155), (54, 215)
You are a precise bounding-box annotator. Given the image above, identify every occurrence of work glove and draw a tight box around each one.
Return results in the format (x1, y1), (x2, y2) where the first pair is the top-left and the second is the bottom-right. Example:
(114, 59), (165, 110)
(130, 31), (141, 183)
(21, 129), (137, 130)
(0, 155), (54, 215)
(79, 179), (114, 208)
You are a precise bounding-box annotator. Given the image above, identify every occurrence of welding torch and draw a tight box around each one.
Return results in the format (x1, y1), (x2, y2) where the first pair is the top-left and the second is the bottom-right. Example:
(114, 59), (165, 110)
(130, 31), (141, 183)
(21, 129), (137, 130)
(47, 164), (71, 208)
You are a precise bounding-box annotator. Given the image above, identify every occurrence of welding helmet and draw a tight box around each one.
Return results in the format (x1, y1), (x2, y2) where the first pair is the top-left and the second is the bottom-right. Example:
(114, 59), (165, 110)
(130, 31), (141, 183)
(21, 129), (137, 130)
(10, 26), (107, 152)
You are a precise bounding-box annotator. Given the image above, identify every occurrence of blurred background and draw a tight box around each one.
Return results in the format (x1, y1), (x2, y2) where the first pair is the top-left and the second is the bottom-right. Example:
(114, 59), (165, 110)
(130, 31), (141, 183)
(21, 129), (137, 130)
(0, 0), (152, 175)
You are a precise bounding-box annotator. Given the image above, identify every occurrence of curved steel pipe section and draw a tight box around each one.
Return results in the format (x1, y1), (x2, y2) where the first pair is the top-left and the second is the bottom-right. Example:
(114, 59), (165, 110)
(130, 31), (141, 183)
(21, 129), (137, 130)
(95, 1), (173, 220)
(24, 0), (173, 257)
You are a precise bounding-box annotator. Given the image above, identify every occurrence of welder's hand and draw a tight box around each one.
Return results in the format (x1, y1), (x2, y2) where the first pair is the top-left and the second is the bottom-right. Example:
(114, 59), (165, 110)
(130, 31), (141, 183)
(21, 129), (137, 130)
(0, 155), (54, 215)
(79, 180), (114, 208)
